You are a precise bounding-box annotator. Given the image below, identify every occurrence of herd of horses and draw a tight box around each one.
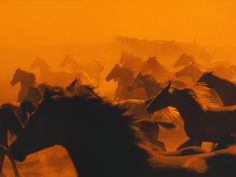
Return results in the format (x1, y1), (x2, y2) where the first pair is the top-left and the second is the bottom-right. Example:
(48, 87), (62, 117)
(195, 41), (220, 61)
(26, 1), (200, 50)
(1, 53), (236, 177)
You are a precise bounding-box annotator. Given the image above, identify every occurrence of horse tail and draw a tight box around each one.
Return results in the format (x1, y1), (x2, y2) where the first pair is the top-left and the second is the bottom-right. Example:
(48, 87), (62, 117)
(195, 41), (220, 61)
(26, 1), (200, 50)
(154, 121), (176, 129)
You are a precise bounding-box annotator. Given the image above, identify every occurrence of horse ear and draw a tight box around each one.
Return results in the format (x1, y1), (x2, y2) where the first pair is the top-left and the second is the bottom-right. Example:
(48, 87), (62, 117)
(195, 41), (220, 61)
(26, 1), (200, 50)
(166, 81), (171, 89)
(44, 88), (51, 100)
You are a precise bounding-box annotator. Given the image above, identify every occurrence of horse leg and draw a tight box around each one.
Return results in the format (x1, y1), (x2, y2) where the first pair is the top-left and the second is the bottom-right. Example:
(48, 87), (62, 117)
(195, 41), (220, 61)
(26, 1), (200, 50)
(177, 138), (202, 150)
(0, 148), (5, 176)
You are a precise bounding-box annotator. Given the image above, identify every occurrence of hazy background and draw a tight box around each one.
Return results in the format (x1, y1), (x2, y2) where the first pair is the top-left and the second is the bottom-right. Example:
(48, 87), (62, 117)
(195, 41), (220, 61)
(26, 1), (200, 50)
(1, 0), (236, 102)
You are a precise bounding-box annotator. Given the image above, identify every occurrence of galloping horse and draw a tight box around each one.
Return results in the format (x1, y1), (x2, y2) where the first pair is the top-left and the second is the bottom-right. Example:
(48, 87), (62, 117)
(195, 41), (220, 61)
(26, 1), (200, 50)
(140, 57), (172, 82)
(173, 53), (195, 68)
(175, 62), (204, 83)
(60, 54), (104, 83)
(198, 72), (236, 106)
(0, 106), (23, 176)
(10, 91), (236, 177)
(106, 64), (146, 100)
(11, 68), (37, 103)
(147, 83), (236, 149)
(31, 57), (93, 87)
(128, 73), (162, 98)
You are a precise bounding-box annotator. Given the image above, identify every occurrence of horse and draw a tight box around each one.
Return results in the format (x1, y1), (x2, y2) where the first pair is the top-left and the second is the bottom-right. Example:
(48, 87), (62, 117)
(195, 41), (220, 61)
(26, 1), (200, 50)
(175, 62), (204, 83)
(147, 82), (236, 150)
(31, 57), (93, 87)
(173, 53), (195, 68)
(119, 51), (143, 74)
(198, 72), (236, 106)
(10, 68), (64, 106)
(0, 106), (23, 176)
(60, 54), (104, 83)
(10, 91), (236, 177)
(128, 73), (163, 98)
(140, 57), (172, 82)
(11, 68), (37, 103)
(106, 64), (146, 100)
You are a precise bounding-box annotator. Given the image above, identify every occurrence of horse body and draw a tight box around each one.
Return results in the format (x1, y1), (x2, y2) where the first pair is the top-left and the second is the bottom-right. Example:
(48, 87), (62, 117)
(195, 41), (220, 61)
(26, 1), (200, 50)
(175, 63), (204, 83)
(140, 57), (172, 82)
(60, 54), (104, 83)
(10, 93), (236, 177)
(31, 57), (93, 87)
(129, 73), (163, 98)
(147, 83), (236, 149)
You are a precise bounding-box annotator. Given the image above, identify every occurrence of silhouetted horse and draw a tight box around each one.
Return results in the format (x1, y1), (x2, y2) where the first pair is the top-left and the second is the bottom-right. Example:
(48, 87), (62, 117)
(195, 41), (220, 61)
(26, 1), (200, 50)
(10, 68), (64, 106)
(119, 51), (143, 74)
(140, 57), (172, 82)
(31, 57), (93, 86)
(175, 62), (204, 83)
(11, 68), (37, 103)
(147, 83), (236, 150)
(173, 53), (195, 68)
(0, 106), (23, 176)
(128, 73), (162, 98)
(106, 64), (146, 100)
(198, 72), (236, 106)
(60, 54), (104, 83)
(10, 91), (236, 177)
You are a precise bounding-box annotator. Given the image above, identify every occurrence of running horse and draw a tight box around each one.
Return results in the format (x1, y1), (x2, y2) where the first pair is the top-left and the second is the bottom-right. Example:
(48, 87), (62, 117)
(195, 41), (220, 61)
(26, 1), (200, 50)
(106, 64), (146, 100)
(10, 90), (236, 177)
(147, 83), (236, 150)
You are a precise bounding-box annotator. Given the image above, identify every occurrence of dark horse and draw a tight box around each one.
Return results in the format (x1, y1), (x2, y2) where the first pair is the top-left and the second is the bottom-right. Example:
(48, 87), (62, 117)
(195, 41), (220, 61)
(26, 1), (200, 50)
(198, 72), (236, 106)
(147, 83), (236, 150)
(0, 106), (23, 176)
(10, 91), (236, 177)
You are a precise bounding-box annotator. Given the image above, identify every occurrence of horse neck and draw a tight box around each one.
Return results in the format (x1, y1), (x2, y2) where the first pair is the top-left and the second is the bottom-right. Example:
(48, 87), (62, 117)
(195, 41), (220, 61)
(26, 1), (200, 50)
(173, 92), (204, 123)
(119, 70), (134, 85)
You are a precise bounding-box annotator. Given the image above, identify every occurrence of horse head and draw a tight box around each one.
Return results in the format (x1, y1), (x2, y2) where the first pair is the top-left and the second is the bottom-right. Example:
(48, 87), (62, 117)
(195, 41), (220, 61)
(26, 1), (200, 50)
(11, 68), (23, 86)
(147, 82), (175, 113)
(106, 64), (120, 81)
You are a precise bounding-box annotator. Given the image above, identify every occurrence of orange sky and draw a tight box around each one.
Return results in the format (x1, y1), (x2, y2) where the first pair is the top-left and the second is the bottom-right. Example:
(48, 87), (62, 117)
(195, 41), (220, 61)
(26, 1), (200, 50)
(0, 0), (236, 47)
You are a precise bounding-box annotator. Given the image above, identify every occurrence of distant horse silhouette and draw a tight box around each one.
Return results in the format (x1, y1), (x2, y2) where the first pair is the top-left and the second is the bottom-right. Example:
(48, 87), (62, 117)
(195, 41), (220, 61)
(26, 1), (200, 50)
(128, 73), (162, 98)
(175, 62), (204, 83)
(198, 72), (236, 106)
(60, 54), (104, 83)
(10, 68), (64, 106)
(0, 106), (23, 176)
(129, 73), (186, 98)
(10, 91), (236, 177)
(173, 53), (195, 68)
(106, 64), (146, 100)
(11, 68), (36, 103)
(119, 51), (143, 74)
(31, 57), (93, 86)
(147, 83), (236, 150)
(140, 57), (172, 82)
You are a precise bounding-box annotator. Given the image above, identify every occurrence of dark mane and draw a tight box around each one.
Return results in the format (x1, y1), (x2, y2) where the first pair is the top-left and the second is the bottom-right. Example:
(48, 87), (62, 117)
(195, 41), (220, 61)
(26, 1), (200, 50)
(174, 84), (219, 111)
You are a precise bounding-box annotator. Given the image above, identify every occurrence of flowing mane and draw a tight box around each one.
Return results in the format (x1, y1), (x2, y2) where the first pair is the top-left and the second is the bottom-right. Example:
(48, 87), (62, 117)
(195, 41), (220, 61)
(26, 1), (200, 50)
(177, 84), (219, 111)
